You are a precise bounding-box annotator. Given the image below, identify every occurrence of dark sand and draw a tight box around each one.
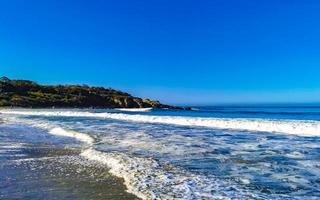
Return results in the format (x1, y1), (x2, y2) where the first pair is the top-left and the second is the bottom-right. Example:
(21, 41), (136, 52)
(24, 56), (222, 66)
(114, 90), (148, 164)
(0, 145), (139, 200)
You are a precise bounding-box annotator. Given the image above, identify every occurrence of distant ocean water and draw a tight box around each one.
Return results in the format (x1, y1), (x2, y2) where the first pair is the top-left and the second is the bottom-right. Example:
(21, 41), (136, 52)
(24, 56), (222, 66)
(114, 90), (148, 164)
(1, 106), (320, 199)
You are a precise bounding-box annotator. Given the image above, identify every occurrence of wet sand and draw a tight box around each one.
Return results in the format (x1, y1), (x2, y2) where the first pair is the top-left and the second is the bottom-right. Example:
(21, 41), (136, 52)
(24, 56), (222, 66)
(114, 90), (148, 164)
(0, 145), (139, 200)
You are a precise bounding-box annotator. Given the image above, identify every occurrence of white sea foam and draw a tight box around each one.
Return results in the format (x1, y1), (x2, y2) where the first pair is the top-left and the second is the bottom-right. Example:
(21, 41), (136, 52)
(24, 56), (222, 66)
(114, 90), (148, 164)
(80, 148), (257, 200)
(1, 109), (317, 199)
(5, 115), (237, 199)
(1, 109), (320, 136)
(116, 108), (153, 112)
(0, 143), (23, 155)
(286, 151), (305, 158)
(49, 127), (94, 144)
(0, 114), (95, 145)
(0, 143), (25, 149)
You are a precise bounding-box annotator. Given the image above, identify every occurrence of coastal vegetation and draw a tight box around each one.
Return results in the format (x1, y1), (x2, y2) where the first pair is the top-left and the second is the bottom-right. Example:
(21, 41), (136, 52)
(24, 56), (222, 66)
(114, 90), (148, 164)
(0, 77), (179, 109)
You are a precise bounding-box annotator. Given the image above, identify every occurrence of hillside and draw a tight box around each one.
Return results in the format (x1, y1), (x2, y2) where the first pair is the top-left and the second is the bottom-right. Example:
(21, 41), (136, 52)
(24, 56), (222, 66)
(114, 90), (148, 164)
(0, 77), (180, 109)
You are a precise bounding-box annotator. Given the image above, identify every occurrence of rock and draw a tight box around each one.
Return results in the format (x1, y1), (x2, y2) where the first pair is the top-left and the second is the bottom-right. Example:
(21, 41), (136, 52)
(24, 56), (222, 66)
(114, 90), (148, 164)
(0, 77), (182, 109)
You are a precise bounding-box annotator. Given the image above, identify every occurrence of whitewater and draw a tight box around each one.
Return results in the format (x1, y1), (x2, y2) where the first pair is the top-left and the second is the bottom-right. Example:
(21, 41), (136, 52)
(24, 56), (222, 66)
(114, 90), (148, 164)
(1, 108), (320, 199)
(1, 109), (320, 136)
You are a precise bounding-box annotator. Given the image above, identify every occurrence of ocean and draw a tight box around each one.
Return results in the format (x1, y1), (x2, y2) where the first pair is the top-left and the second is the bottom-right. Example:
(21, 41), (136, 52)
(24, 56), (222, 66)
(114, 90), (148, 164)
(0, 106), (320, 199)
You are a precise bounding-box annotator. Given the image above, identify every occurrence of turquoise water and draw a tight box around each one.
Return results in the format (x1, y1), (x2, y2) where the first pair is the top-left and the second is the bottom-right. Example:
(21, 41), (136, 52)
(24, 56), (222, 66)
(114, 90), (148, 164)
(1, 106), (320, 199)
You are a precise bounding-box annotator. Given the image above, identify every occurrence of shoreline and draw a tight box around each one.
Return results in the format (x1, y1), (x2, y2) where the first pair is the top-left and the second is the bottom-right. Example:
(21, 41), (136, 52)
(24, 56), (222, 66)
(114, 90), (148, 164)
(1, 108), (320, 199)
(0, 123), (140, 200)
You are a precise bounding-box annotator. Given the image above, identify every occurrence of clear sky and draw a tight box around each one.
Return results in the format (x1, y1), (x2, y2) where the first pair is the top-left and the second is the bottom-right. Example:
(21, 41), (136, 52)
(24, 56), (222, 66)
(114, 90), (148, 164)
(1, 0), (320, 105)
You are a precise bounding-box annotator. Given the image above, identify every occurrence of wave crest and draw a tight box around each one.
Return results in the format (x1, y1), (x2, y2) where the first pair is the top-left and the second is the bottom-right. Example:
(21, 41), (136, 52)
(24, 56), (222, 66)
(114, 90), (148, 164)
(49, 127), (94, 144)
(80, 148), (257, 200)
(1, 110), (319, 136)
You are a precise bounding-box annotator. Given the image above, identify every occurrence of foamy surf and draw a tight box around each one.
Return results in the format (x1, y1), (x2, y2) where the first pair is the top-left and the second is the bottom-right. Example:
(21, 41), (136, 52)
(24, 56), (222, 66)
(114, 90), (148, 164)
(49, 127), (95, 144)
(0, 117), (241, 199)
(0, 115), (256, 199)
(115, 108), (153, 112)
(1, 109), (320, 199)
(1, 115), (95, 145)
(1, 110), (319, 136)
(80, 148), (259, 200)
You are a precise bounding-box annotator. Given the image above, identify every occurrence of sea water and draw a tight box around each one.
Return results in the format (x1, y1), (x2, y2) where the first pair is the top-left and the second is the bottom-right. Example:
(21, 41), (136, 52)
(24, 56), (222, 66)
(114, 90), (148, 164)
(1, 106), (320, 199)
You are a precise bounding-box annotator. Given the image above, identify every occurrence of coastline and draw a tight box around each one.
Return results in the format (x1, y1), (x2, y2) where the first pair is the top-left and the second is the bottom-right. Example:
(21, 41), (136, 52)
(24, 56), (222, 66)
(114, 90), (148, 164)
(1, 107), (320, 199)
(0, 123), (140, 200)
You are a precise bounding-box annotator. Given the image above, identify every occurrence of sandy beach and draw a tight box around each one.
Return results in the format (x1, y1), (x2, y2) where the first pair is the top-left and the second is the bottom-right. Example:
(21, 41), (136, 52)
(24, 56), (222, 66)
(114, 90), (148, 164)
(0, 123), (139, 200)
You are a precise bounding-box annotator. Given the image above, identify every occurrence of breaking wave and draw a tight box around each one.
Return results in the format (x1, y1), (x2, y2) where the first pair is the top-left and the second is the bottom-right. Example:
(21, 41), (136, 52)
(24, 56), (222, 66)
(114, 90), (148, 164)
(1, 118), (252, 199)
(2, 109), (319, 199)
(80, 148), (263, 200)
(115, 108), (153, 112)
(49, 127), (95, 144)
(1, 110), (319, 136)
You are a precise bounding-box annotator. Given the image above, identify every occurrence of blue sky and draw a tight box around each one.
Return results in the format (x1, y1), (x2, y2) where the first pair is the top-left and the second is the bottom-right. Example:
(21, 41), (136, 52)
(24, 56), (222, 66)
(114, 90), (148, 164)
(1, 0), (320, 105)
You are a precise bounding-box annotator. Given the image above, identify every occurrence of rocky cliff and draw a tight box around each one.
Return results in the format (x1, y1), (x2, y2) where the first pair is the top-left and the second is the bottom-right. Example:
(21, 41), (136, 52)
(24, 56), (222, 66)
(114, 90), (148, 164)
(0, 77), (181, 109)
